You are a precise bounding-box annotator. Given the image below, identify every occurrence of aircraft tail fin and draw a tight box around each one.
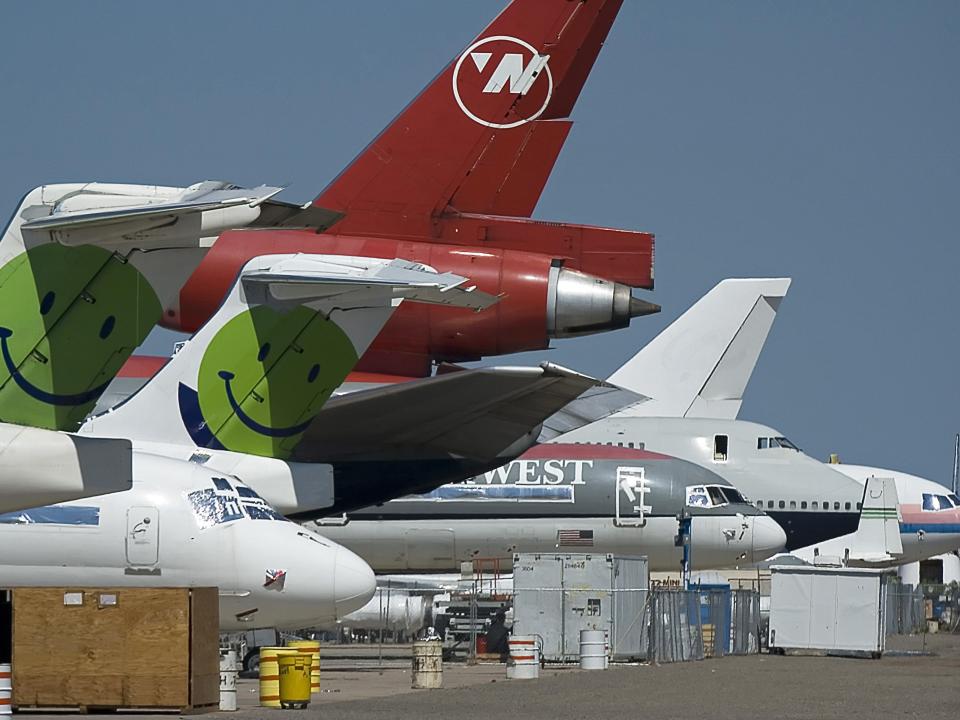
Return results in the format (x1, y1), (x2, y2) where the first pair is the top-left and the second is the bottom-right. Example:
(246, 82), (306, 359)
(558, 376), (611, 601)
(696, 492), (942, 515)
(82, 255), (495, 459)
(608, 278), (791, 419)
(848, 476), (904, 560)
(315, 0), (624, 228)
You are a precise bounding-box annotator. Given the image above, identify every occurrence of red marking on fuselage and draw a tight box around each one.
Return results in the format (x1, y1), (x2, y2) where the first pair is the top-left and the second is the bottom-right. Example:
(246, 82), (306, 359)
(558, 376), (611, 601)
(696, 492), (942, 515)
(900, 504), (960, 524)
(117, 355), (167, 378)
(520, 443), (673, 462)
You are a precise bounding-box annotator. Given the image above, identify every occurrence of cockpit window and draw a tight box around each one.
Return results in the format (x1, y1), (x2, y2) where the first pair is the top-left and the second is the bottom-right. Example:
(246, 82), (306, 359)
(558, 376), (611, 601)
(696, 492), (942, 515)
(921, 493), (955, 512)
(720, 487), (746, 504)
(950, 494), (960, 507)
(686, 485), (745, 508)
(188, 477), (288, 529)
(758, 437), (800, 451)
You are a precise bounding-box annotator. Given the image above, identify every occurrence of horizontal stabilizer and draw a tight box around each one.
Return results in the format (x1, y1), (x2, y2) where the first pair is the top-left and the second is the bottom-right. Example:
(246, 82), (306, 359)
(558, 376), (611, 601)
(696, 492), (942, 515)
(21, 182), (343, 249)
(291, 363), (602, 463)
(609, 278), (791, 419)
(243, 257), (497, 311)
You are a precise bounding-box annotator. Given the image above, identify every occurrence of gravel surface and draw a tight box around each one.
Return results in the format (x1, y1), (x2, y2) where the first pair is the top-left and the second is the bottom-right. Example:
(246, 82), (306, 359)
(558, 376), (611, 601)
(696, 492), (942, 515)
(16, 634), (959, 719)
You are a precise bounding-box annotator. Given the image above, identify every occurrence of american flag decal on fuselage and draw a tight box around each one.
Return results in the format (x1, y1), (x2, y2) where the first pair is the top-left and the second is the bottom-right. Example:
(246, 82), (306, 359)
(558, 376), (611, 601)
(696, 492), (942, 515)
(557, 529), (594, 547)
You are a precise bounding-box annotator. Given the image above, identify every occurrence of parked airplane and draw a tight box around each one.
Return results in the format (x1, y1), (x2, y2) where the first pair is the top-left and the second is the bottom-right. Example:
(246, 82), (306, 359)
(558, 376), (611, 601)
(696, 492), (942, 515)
(584, 278), (957, 564)
(311, 443), (787, 572)
(791, 464), (960, 567)
(0, 254), (504, 626)
(0, 457), (373, 630)
(156, 0), (658, 377)
(307, 279), (865, 567)
(82, 255), (597, 516)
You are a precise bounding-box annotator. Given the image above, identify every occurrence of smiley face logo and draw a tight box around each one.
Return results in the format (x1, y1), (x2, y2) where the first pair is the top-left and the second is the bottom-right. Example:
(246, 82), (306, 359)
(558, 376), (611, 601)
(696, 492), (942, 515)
(178, 305), (359, 458)
(0, 243), (161, 430)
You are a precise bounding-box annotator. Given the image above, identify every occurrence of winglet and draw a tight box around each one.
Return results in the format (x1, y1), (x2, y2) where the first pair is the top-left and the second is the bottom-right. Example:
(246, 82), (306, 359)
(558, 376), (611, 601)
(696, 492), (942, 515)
(608, 278), (791, 419)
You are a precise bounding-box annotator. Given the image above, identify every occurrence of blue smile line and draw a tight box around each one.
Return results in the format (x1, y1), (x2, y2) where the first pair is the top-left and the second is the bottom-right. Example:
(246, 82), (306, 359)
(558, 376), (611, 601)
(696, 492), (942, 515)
(218, 370), (312, 438)
(0, 326), (109, 406)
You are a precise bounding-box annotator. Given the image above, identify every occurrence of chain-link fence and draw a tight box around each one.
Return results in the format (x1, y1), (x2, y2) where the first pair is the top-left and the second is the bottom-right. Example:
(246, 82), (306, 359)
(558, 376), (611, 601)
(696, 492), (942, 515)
(729, 589), (762, 654)
(885, 582), (925, 636)
(648, 589), (704, 663)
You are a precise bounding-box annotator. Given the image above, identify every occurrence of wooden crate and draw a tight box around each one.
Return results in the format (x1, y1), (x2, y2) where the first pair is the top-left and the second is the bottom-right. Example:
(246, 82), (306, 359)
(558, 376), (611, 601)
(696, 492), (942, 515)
(10, 587), (219, 713)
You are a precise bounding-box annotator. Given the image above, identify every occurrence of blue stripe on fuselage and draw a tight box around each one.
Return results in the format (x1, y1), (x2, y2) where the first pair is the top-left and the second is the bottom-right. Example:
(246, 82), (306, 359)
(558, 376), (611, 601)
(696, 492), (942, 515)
(901, 523), (960, 534)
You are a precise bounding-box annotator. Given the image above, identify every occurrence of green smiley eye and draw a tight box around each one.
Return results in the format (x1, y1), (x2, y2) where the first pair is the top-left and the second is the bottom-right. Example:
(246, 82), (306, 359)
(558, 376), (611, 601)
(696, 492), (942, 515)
(40, 291), (56, 315)
(257, 343), (271, 362)
(99, 315), (116, 339)
(307, 363), (320, 383)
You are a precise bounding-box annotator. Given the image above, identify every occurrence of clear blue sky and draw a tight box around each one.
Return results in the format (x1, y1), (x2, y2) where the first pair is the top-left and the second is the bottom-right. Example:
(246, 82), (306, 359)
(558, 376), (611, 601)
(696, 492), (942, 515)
(1, 2), (957, 484)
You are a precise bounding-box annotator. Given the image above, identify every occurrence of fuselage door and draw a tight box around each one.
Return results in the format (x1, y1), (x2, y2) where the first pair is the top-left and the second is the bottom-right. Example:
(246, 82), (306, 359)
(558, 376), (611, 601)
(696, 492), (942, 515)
(614, 466), (650, 528)
(125, 506), (160, 567)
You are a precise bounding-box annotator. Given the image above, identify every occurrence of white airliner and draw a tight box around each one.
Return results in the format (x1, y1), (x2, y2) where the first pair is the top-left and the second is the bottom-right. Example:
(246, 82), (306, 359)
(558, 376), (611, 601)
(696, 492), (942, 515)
(569, 278), (960, 567)
(0, 455), (373, 630)
(792, 464), (960, 567)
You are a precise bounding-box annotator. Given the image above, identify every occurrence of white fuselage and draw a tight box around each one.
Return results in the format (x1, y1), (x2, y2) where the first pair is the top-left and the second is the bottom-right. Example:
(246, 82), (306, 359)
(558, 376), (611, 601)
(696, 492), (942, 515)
(0, 451), (375, 630)
(315, 515), (781, 573)
(557, 417), (866, 550)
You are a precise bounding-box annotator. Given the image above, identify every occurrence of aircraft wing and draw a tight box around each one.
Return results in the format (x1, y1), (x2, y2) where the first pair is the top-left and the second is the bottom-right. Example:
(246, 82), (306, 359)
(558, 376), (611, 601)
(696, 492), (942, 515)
(537, 384), (651, 441)
(291, 363), (603, 463)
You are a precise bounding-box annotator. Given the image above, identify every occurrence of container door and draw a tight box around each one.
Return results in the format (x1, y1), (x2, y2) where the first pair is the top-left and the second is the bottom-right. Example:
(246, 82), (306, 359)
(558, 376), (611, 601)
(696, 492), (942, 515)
(126, 506), (160, 567)
(614, 466), (650, 527)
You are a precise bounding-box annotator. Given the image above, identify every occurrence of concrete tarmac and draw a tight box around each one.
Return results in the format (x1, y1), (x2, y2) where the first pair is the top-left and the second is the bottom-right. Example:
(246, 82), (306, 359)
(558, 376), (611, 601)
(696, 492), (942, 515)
(224, 634), (959, 720)
(15, 634), (960, 719)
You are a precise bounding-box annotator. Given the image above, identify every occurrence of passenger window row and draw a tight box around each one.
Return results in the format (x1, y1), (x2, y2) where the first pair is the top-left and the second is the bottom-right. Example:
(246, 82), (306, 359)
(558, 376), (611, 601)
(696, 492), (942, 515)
(754, 500), (859, 512)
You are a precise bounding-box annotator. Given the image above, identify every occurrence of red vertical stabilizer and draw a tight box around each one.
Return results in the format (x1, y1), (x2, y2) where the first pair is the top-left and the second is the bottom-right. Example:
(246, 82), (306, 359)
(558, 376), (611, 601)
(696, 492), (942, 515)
(315, 0), (625, 227)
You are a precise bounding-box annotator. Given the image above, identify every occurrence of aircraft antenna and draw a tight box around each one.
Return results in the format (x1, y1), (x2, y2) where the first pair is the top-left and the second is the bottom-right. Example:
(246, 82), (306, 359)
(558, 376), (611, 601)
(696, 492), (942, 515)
(953, 433), (959, 496)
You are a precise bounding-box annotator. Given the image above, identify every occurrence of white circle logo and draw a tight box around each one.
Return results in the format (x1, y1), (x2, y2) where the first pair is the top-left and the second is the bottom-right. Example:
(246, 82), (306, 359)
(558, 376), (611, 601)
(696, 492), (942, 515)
(452, 35), (553, 129)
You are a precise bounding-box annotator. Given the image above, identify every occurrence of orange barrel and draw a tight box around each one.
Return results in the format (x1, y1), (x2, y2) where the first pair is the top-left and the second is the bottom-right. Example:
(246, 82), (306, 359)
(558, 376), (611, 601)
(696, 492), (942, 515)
(506, 636), (540, 679)
(0, 663), (10, 716)
(278, 654), (311, 709)
(259, 647), (298, 708)
(286, 639), (321, 694)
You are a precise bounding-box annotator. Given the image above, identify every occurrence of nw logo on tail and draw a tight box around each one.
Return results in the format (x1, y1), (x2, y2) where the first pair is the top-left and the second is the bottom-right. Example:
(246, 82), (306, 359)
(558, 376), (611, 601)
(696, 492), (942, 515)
(452, 35), (553, 129)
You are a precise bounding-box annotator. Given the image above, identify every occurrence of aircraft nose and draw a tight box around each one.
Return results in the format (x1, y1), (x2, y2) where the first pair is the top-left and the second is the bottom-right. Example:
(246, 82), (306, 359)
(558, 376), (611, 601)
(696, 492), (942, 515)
(334, 545), (376, 618)
(752, 515), (787, 562)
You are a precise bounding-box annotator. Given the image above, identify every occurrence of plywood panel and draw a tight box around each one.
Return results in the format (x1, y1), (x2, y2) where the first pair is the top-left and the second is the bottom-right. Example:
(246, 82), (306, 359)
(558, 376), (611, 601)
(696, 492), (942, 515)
(10, 587), (217, 711)
(189, 587), (220, 708)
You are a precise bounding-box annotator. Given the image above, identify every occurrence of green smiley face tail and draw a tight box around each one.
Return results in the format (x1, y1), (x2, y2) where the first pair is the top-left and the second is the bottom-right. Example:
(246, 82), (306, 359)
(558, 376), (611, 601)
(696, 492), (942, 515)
(184, 305), (359, 458)
(0, 244), (161, 431)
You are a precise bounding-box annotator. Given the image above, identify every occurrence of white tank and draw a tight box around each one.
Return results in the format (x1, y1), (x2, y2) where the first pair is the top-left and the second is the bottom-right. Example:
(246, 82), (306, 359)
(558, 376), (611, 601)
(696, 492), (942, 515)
(335, 590), (428, 633)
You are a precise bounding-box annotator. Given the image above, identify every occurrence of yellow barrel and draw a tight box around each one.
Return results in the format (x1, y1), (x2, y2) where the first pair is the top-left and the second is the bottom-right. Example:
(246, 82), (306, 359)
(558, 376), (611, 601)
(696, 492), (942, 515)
(278, 654), (312, 709)
(287, 640), (321, 694)
(259, 647), (299, 708)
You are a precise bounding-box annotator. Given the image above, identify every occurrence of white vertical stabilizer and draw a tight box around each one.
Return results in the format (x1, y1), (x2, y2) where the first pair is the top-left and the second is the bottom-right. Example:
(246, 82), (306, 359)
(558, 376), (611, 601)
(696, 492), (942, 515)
(849, 476), (903, 561)
(608, 278), (791, 419)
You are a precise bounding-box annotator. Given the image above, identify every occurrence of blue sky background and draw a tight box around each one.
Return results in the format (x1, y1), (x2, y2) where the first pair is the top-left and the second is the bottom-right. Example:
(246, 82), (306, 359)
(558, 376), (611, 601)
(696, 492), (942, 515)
(1, 2), (957, 484)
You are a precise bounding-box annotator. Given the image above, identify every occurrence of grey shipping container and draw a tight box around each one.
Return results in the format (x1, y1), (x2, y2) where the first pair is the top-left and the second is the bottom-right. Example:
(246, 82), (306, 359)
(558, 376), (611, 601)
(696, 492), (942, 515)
(512, 553), (649, 662)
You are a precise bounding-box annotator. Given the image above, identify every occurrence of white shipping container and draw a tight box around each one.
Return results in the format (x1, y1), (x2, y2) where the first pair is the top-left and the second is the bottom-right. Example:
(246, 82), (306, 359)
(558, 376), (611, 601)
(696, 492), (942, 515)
(512, 553), (649, 662)
(769, 565), (890, 657)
